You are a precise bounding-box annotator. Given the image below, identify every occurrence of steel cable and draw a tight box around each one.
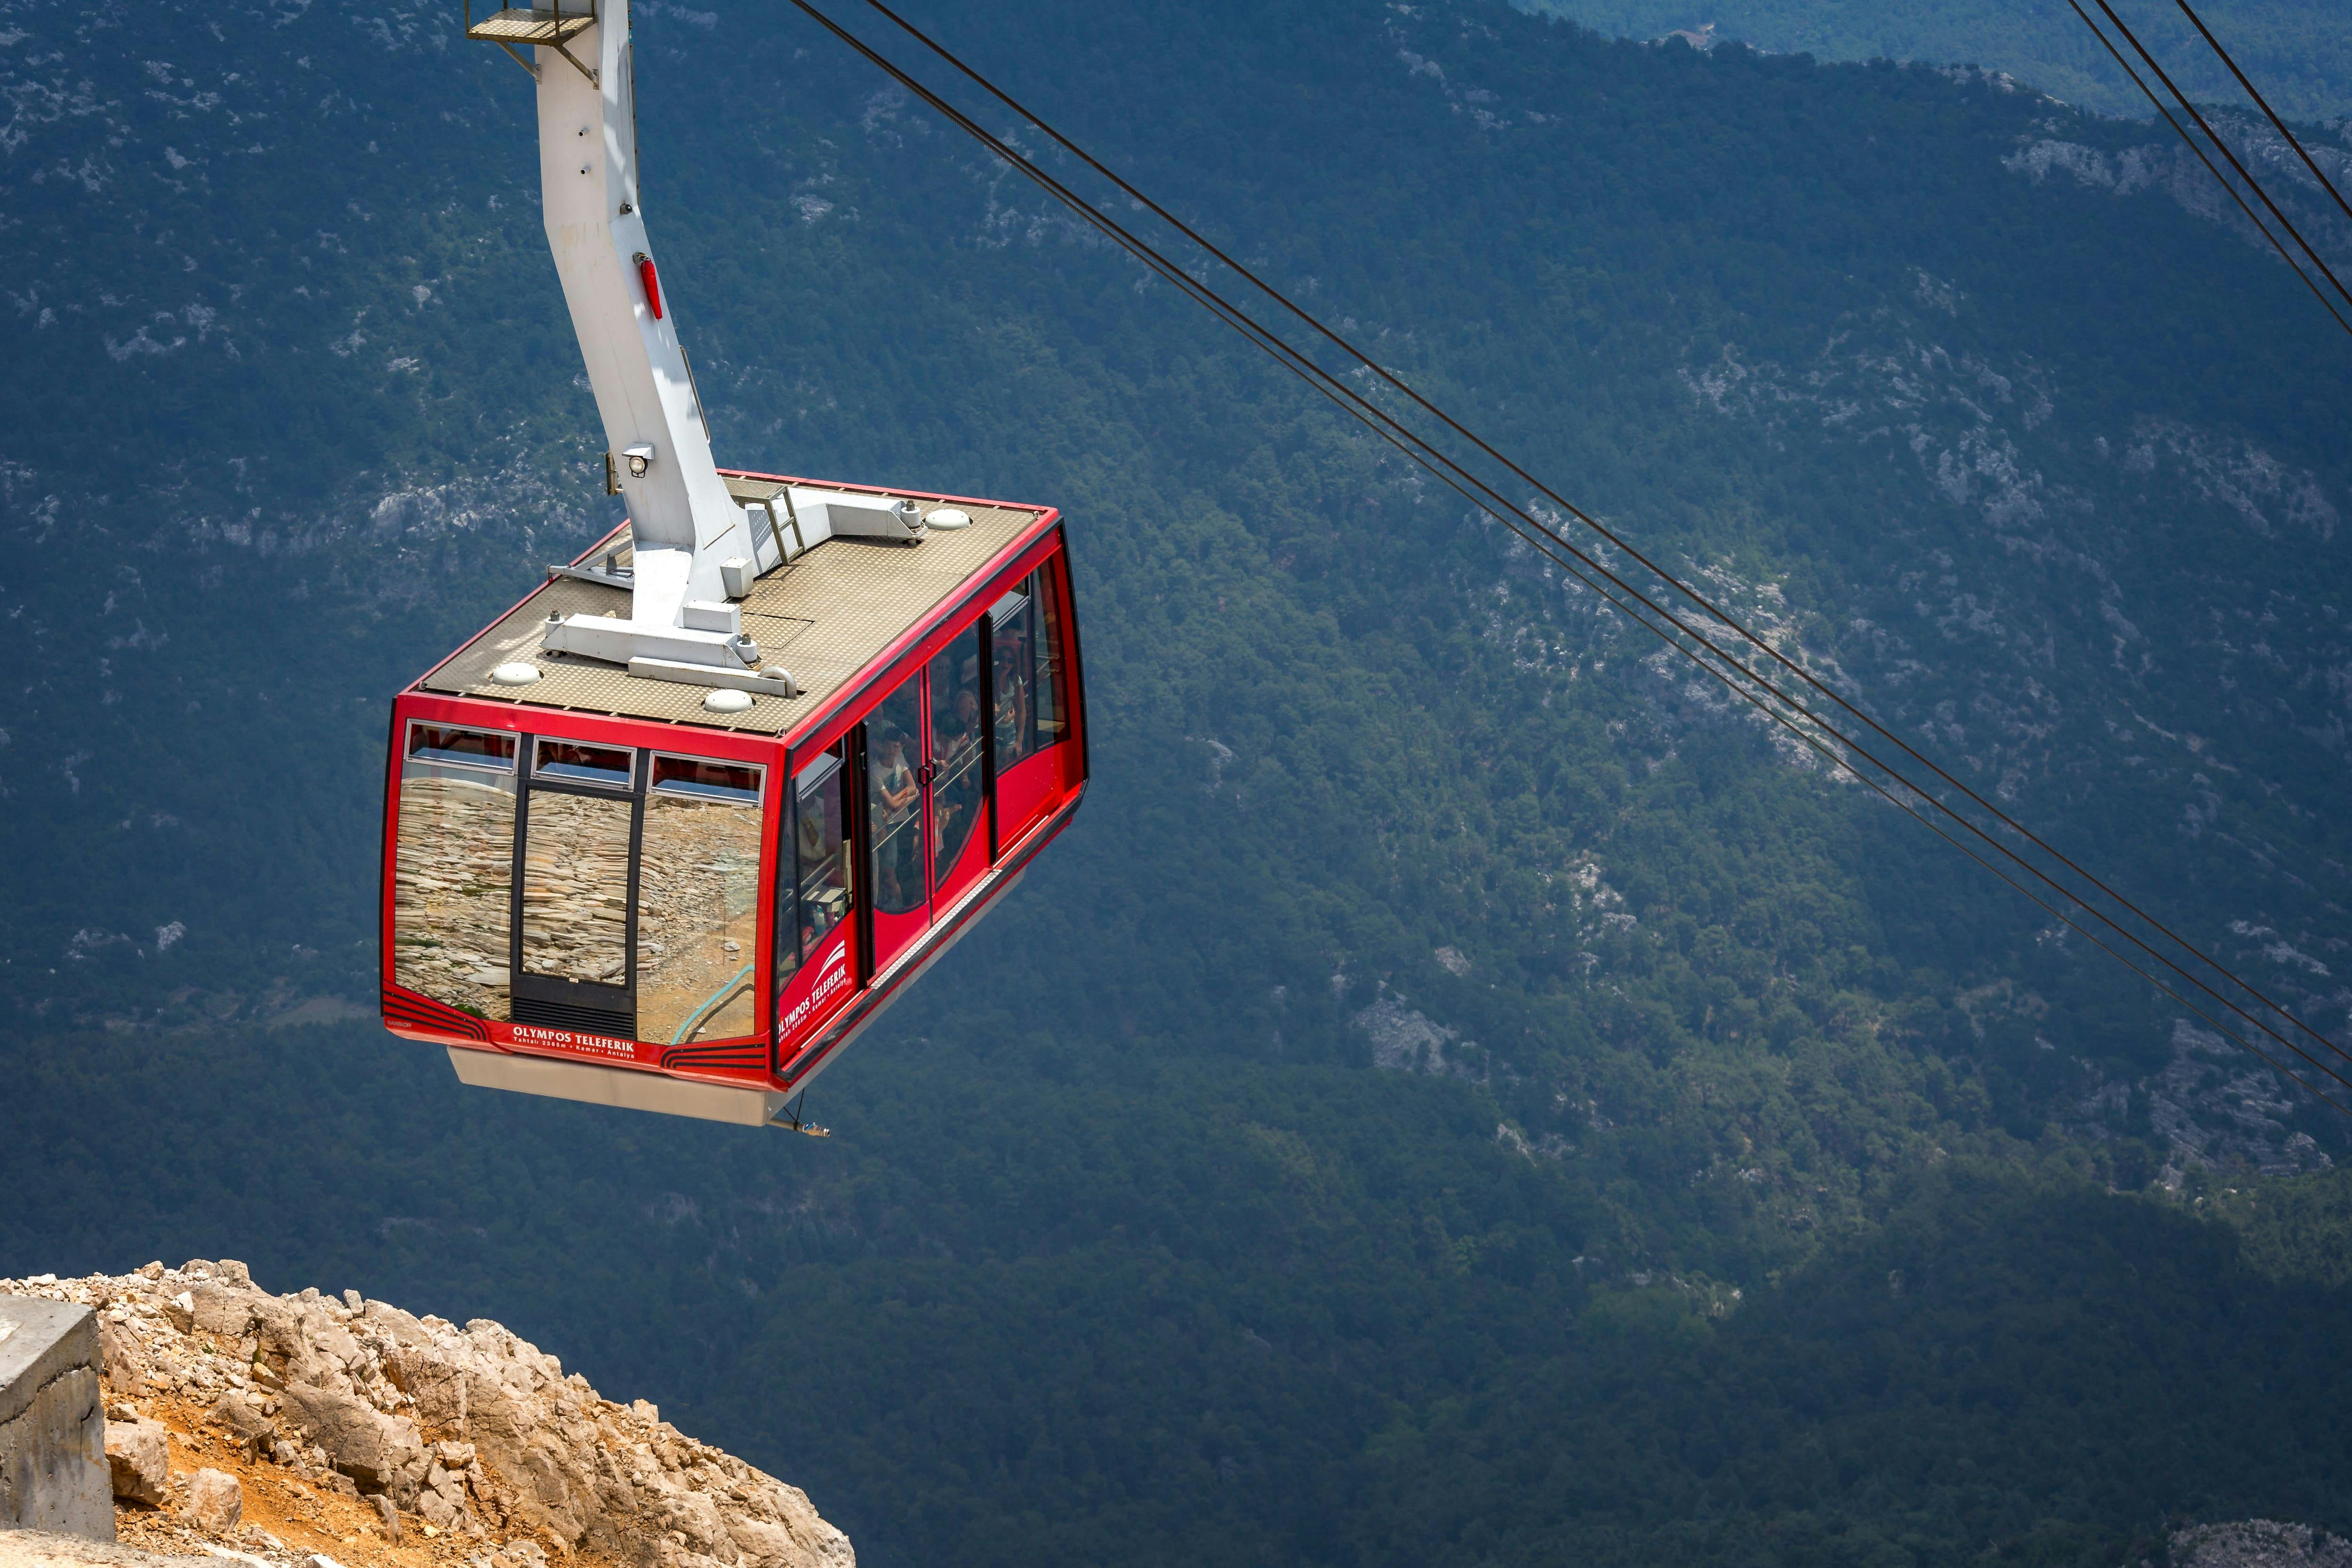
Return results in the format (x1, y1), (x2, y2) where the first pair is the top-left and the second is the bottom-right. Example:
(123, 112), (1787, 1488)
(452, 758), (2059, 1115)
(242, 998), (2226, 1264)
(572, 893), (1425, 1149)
(783, 0), (2352, 1107)
(853, 0), (2352, 1066)
(2086, 0), (2352, 312)
(2169, 0), (2352, 230)
(2061, 0), (2352, 336)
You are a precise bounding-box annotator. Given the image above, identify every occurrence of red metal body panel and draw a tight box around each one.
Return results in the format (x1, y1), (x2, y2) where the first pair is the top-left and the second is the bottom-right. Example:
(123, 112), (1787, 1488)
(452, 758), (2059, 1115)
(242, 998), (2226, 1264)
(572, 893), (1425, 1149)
(380, 479), (1086, 1112)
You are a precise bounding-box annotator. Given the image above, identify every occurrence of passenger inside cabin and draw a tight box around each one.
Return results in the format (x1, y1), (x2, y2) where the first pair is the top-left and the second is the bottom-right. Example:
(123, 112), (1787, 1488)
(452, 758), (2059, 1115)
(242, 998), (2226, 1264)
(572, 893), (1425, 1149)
(994, 623), (1032, 765)
(872, 726), (920, 816)
(797, 795), (846, 951)
(932, 681), (982, 869)
(870, 722), (923, 912)
(943, 686), (981, 761)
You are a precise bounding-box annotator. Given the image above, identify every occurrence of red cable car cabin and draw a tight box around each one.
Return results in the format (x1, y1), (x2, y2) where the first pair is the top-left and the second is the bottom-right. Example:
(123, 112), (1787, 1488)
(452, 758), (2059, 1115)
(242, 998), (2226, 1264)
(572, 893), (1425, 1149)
(379, 473), (1087, 1126)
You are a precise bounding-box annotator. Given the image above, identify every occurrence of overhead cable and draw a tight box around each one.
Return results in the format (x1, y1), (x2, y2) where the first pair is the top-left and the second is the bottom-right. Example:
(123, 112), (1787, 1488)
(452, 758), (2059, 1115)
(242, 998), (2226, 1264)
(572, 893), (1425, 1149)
(785, 0), (2352, 1110)
(846, 0), (2352, 1078)
(2169, 0), (2352, 231)
(2061, 0), (2351, 336)
(2086, 0), (2352, 314)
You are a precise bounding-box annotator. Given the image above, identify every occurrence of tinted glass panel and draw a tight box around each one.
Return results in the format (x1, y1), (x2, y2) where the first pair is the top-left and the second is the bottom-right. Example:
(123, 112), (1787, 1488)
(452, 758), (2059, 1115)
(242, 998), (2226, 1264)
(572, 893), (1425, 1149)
(930, 622), (986, 888)
(392, 757), (515, 1020)
(1036, 570), (1067, 749)
(992, 585), (1036, 771)
(777, 748), (850, 992)
(992, 569), (1069, 763)
(652, 756), (763, 803)
(638, 787), (763, 1043)
(536, 739), (634, 788)
(519, 792), (633, 983)
(866, 678), (926, 916)
(408, 724), (516, 770)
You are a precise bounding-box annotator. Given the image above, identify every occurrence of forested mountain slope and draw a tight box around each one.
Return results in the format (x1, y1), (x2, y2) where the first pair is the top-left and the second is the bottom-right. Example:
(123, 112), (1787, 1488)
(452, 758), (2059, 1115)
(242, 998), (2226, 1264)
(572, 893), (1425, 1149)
(2, 0), (2350, 1563)
(1516, 0), (2352, 120)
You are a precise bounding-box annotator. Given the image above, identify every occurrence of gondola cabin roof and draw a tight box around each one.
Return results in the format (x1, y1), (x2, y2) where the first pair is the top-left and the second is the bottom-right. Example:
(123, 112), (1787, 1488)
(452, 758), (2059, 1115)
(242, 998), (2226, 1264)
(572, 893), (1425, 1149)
(415, 472), (1058, 741)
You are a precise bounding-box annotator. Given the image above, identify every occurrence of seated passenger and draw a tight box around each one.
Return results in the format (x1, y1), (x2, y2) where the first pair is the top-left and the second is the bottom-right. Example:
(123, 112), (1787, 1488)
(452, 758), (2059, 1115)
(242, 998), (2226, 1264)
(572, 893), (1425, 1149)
(872, 728), (919, 818)
(797, 798), (826, 862)
(938, 686), (982, 765)
(994, 632), (1032, 763)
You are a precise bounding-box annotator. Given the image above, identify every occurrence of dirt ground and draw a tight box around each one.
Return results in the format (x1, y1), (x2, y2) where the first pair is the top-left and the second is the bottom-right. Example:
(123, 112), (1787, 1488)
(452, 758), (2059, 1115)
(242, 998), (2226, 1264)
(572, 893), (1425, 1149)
(108, 1386), (584, 1568)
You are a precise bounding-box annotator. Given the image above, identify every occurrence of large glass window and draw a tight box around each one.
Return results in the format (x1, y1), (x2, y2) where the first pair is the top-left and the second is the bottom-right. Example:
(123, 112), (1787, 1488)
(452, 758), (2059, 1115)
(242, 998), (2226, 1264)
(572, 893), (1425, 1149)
(392, 724), (517, 1021)
(929, 623), (986, 888)
(519, 792), (634, 986)
(1036, 571), (1066, 749)
(637, 756), (764, 1044)
(991, 568), (1067, 767)
(866, 678), (926, 915)
(535, 739), (634, 789)
(777, 746), (851, 991)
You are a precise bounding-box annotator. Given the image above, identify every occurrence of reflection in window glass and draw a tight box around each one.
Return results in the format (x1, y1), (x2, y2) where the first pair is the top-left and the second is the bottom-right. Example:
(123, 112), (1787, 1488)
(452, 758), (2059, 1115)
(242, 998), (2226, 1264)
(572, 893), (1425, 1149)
(1036, 570), (1066, 748)
(409, 724), (517, 770)
(519, 792), (634, 985)
(777, 747), (850, 994)
(930, 622), (986, 888)
(653, 755), (762, 803)
(991, 587), (1034, 773)
(866, 678), (926, 916)
(991, 568), (1068, 766)
(393, 753), (516, 1021)
(536, 739), (634, 788)
(639, 776), (763, 1044)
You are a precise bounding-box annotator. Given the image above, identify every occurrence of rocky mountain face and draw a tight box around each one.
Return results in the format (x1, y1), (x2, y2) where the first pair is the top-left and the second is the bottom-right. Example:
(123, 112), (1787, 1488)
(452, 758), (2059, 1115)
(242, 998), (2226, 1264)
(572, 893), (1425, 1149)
(0, 1263), (850, 1568)
(2175, 1520), (2352, 1568)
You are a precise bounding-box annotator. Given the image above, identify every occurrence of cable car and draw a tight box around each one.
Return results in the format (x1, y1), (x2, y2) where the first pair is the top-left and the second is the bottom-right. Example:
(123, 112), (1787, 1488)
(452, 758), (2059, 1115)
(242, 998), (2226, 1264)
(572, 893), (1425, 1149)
(377, 0), (1087, 1127)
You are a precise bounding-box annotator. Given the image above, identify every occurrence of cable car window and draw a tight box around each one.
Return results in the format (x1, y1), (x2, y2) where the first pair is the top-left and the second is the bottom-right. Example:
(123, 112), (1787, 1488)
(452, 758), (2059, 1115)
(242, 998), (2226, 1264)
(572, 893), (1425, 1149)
(1036, 571), (1067, 749)
(991, 569), (1069, 766)
(519, 792), (633, 985)
(777, 747), (850, 991)
(392, 727), (516, 1021)
(651, 755), (763, 804)
(866, 678), (926, 916)
(929, 622), (986, 888)
(535, 739), (635, 788)
(408, 724), (516, 770)
(639, 756), (763, 1044)
(991, 585), (1035, 769)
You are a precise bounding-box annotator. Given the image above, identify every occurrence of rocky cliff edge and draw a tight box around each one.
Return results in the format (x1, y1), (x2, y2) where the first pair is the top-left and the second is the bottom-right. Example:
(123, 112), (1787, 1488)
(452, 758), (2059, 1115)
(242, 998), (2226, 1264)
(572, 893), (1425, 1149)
(0, 1264), (850, 1568)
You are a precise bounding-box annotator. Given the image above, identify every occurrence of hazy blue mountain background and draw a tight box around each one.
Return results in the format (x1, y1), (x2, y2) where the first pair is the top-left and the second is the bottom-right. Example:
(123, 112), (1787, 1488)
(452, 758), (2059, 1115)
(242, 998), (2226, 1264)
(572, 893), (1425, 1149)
(1515, 0), (2352, 120)
(4, 0), (2352, 1563)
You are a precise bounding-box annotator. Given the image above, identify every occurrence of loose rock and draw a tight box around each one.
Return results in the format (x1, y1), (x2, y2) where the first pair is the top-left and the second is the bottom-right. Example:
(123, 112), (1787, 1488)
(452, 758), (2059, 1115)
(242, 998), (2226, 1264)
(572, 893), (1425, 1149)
(5, 1262), (854, 1568)
(104, 1419), (169, 1505)
(179, 1470), (242, 1534)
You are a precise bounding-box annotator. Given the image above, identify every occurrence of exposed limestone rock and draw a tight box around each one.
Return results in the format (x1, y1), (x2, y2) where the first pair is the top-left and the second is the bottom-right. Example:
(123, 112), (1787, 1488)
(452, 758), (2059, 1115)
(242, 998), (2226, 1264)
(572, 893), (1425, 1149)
(0, 1265), (851, 1568)
(178, 1469), (241, 1534)
(103, 1420), (167, 1505)
(0, 1528), (214, 1568)
(2174, 1520), (2352, 1568)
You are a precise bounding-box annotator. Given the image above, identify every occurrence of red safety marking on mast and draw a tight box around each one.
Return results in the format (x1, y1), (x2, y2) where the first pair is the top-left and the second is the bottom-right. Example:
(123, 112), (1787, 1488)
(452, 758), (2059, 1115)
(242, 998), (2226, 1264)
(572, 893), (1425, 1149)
(635, 252), (663, 319)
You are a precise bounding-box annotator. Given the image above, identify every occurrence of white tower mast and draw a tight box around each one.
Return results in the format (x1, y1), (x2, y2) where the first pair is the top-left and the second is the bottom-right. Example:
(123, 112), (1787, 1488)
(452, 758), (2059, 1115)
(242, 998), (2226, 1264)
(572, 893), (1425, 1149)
(466, 0), (763, 670)
(465, 0), (928, 677)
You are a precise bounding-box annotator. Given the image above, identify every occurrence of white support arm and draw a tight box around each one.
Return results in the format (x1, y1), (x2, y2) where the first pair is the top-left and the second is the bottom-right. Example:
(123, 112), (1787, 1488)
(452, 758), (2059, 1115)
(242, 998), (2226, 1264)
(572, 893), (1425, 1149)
(534, 0), (766, 666)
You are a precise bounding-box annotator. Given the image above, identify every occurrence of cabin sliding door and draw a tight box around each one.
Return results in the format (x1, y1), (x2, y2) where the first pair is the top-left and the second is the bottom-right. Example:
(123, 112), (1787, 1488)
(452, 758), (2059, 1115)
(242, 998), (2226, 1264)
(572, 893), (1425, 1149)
(512, 740), (641, 1038)
(928, 621), (990, 912)
(862, 619), (993, 981)
(864, 674), (931, 977)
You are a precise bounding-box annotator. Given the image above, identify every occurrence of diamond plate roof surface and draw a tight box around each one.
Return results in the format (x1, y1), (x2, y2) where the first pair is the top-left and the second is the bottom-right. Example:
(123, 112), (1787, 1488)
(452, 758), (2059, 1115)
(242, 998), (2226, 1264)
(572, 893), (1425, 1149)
(418, 492), (1046, 738)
